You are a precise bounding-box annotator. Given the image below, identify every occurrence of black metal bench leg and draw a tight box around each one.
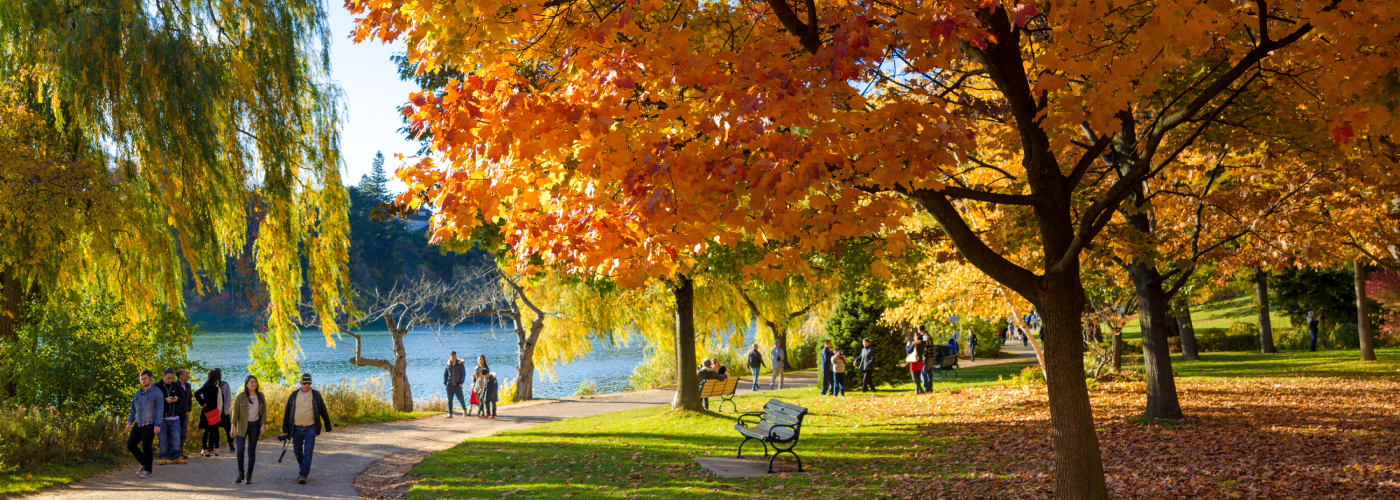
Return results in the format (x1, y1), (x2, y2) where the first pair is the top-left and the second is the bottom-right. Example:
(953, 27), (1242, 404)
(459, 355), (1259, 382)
(737, 436), (752, 458)
(720, 396), (737, 413)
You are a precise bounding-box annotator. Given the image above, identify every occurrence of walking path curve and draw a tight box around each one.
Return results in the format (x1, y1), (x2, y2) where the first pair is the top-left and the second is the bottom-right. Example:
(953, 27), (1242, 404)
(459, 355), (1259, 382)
(31, 344), (1035, 499)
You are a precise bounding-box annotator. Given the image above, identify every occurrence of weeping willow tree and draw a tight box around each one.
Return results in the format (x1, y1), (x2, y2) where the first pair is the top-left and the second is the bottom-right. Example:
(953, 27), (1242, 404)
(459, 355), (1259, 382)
(0, 0), (350, 383)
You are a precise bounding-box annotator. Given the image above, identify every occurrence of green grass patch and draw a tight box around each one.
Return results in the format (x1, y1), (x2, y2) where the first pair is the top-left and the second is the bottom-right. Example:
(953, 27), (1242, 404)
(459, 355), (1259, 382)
(0, 452), (123, 496)
(337, 410), (439, 428)
(1171, 347), (1400, 379)
(407, 361), (1031, 499)
(1121, 295), (1293, 341)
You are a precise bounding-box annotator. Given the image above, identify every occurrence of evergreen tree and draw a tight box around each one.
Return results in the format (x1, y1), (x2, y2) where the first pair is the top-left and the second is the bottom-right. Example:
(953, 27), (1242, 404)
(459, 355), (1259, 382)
(359, 151), (391, 204)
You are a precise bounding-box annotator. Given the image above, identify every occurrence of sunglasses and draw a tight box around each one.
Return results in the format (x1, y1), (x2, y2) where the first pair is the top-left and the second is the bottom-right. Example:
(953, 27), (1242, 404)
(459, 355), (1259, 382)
(301, 382), (311, 386)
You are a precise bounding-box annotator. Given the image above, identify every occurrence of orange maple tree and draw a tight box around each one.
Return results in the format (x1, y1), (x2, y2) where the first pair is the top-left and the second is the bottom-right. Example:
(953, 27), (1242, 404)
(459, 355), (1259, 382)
(348, 0), (1400, 495)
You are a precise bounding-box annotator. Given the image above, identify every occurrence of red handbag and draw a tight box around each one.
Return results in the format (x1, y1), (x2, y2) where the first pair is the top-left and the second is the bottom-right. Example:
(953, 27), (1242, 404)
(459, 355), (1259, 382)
(469, 391), (479, 406)
(204, 409), (222, 425)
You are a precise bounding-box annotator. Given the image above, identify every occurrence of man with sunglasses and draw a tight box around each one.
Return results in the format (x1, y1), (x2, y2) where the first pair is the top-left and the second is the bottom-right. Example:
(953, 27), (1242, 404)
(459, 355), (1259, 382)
(280, 373), (331, 484)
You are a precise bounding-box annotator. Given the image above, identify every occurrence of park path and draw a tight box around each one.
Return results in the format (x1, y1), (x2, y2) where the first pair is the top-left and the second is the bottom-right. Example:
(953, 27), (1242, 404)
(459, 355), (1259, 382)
(30, 344), (1033, 500)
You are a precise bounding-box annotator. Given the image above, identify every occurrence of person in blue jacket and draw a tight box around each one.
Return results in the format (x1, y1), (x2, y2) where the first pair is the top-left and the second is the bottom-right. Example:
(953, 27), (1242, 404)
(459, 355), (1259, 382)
(819, 340), (835, 396)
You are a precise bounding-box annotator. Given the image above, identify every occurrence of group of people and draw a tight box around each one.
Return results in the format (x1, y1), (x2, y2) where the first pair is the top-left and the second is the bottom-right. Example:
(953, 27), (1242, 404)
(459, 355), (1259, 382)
(444, 351), (499, 418)
(126, 369), (332, 485)
(905, 326), (965, 393)
(817, 338), (879, 396)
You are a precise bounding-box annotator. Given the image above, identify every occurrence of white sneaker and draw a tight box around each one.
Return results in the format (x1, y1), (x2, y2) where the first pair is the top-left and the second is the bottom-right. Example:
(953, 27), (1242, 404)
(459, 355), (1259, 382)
(138, 470), (150, 479)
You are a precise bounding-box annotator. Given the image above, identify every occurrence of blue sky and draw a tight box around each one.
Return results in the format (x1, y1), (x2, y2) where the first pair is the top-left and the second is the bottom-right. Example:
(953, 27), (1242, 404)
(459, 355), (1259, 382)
(327, 5), (419, 191)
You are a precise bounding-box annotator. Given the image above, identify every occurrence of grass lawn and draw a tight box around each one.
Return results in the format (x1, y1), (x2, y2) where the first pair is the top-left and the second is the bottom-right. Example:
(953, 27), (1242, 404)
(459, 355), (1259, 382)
(411, 348), (1400, 499)
(0, 409), (439, 496)
(0, 453), (124, 496)
(1121, 295), (1294, 340)
(407, 362), (1033, 499)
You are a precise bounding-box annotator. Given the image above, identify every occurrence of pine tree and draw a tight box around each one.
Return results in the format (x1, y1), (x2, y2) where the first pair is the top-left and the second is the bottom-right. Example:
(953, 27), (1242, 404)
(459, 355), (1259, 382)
(359, 151), (390, 204)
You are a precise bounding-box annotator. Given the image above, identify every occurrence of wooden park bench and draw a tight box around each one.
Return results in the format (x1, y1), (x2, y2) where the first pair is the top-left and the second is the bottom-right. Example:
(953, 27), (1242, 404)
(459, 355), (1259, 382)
(734, 399), (808, 473)
(932, 353), (958, 379)
(700, 376), (740, 412)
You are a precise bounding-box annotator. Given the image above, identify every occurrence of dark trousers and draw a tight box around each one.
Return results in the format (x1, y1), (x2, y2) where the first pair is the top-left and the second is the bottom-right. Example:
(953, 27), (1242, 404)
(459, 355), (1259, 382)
(860, 369), (875, 391)
(1310, 333), (1319, 352)
(910, 369), (925, 393)
(203, 422), (221, 450)
(484, 401), (497, 416)
(177, 414), (189, 458)
(820, 369), (833, 395)
(221, 414), (233, 449)
(127, 423), (155, 472)
(236, 420), (261, 478)
(292, 425), (317, 478)
(446, 384), (466, 414)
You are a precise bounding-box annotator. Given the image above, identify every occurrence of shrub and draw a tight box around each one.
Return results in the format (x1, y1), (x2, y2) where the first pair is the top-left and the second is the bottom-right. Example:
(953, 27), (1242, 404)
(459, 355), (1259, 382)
(574, 380), (599, 396)
(1324, 322), (1360, 349)
(959, 316), (1007, 359)
(788, 334), (821, 370)
(1192, 323), (1259, 352)
(998, 365), (1045, 386)
(0, 406), (124, 474)
(1275, 327), (1311, 351)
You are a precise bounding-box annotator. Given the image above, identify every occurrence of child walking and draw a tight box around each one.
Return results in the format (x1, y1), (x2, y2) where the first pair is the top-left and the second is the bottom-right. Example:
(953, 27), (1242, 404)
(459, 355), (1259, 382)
(482, 373), (499, 418)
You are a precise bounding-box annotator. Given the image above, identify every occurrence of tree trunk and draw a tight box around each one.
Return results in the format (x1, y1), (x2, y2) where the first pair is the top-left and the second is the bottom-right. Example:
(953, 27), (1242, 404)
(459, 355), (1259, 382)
(1036, 274), (1109, 499)
(514, 319), (544, 401)
(1112, 330), (1122, 373)
(0, 270), (26, 398)
(1126, 263), (1184, 419)
(389, 325), (413, 412)
(1254, 267), (1277, 353)
(1175, 299), (1199, 361)
(672, 275), (702, 411)
(1356, 258), (1376, 361)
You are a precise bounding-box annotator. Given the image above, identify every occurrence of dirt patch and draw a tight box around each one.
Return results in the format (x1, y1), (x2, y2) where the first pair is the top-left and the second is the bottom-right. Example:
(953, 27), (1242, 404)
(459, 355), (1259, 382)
(354, 450), (431, 500)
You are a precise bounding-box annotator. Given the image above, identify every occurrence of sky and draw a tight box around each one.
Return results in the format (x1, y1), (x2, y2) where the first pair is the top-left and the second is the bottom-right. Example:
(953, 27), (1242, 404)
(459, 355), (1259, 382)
(326, 5), (419, 191)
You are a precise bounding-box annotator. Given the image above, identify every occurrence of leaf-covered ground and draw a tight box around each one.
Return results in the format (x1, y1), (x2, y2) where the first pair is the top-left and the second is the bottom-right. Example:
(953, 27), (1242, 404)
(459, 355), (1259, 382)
(408, 349), (1400, 499)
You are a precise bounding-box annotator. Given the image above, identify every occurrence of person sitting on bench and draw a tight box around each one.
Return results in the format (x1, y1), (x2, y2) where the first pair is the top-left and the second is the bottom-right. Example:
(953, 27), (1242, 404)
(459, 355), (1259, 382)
(698, 359), (728, 410)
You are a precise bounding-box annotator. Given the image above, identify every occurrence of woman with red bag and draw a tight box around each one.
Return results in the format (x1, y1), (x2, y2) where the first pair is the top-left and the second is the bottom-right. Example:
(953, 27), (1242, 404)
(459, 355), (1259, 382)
(195, 368), (228, 456)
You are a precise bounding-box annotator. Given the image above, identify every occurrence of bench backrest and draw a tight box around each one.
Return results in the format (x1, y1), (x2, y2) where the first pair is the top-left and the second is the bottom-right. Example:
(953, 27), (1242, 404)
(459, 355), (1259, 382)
(760, 399), (807, 427)
(699, 376), (739, 398)
(938, 355), (957, 369)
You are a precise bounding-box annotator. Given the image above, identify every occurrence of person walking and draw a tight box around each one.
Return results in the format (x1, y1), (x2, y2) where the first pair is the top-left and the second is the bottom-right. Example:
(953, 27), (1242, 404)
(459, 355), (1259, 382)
(282, 373), (332, 484)
(195, 369), (227, 457)
(231, 375), (266, 484)
(831, 348), (847, 396)
(968, 332), (979, 362)
(745, 343), (765, 391)
(769, 343), (786, 389)
(126, 370), (163, 479)
(1307, 311), (1321, 352)
(819, 340), (835, 396)
(176, 369), (193, 461)
(472, 355), (490, 418)
(444, 351), (467, 418)
(482, 373), (499, 418)
(857, 338), (877, 392)
(154, 368), (186, 465)
(921, 332), (937, 390)
(219, 375), (234, 453)
(906, 335), (926, 394)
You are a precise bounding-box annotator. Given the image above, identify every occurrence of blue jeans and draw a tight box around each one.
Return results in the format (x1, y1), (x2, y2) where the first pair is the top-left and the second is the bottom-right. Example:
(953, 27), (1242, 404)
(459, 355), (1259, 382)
(748, 365), (761, 390)
(158, 418), (181, 459)
(922, 367), (934, 389)
(292, 426), (317, 478)
(1310, 333), (1318, 352)
(832, 374), (845, 396)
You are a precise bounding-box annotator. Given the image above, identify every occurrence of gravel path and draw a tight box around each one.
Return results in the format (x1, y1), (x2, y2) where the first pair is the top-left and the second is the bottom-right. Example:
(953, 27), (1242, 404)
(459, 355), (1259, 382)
(30, 345), (1033, 499)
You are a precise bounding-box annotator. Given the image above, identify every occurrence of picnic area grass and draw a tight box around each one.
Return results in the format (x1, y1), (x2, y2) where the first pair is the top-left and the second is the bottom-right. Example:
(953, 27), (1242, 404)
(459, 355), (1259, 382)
(1121, 295), (1294, 341)
(0, 453), (124, 496)
(410, 348), (1400, 499)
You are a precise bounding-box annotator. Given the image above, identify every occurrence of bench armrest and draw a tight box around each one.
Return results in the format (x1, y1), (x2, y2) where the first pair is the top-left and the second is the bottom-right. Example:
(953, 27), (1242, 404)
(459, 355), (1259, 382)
(737, 412), (763, 427)
(767, 423), (799, 441)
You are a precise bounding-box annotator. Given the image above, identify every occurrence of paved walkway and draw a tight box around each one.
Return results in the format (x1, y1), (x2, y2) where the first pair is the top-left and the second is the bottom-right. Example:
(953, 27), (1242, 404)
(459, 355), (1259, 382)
(32, 344), (1035, 499)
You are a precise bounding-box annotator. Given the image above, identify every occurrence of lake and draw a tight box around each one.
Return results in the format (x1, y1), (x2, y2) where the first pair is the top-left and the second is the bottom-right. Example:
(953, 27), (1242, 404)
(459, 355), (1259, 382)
(189, 324), (650, 400)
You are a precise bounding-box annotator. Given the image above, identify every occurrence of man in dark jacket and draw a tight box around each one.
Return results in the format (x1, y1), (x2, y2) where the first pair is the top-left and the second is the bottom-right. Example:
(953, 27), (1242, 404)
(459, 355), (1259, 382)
(745, 344), (765, 391)
(126, 370), (163, 478)
(1307, 311), (1320, 352)
(281, 373), (332, 484)
(154, 368), (187, 464)
(175, 369), (193, 461)
(443, 351), (468, 417)
(819, 340), (834, 396)
(857, 338), (877, 392)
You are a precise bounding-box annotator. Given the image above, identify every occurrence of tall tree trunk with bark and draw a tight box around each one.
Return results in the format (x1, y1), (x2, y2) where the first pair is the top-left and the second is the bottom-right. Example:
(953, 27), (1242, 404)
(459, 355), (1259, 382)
(1112, 330), (1122, 373)
(1356, 258), (1376, 361)
(0, 271), (26, 398)
(1175, 299), (1199, 361)
(1036, 273), (1109, 499)
(672, 275), (701, 411)
(1255, 267), (1277, 353)
(513, 316), (545, 401)
(1126, 262), (1184, 419)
